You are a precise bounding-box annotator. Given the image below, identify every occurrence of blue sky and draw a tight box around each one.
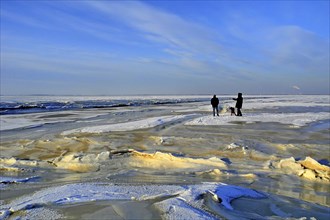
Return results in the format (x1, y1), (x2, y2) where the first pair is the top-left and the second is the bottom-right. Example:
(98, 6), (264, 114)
(1, 0), (329, 95)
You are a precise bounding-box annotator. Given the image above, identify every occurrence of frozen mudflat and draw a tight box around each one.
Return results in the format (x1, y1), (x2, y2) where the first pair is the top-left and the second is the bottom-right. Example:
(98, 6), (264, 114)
(0, 95), (329, 219)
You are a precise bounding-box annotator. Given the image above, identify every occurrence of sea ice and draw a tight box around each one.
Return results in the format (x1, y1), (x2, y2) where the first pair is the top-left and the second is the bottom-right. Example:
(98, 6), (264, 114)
(0, 149), (227, 174)
(0, 182), (267, 220)
(128, 151), (227, 170)
(267, 157), (330, 182)
(186, 112), (330, 127)
(0, 176), (40, 184)
(0, 110), (109, 131)
(62, 114), (195, 134)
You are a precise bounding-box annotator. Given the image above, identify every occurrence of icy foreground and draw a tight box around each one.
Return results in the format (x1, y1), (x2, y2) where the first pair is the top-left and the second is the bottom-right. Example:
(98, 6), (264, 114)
(0, 182), (269, 220)
(1, 149), (328, 219)
(1, 181), (328, 220)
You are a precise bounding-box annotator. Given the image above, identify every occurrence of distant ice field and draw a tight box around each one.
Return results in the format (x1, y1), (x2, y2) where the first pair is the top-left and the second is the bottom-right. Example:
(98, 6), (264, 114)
(1, 95), (329, 132)
(0, 95), (209, 115)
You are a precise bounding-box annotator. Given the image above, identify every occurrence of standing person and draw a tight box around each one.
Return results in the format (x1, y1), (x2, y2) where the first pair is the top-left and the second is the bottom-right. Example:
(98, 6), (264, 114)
(211, 95), (219, 116)
(233, 93), (243, 116)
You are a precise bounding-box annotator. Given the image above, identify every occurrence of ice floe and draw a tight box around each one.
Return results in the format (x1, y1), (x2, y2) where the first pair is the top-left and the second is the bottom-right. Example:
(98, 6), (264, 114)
(51, 150), (227, 173)
(49, 151), (112, 172)
(267, 157), (330, 182)
(128, 151), (227, 171)
(224, 142), (279, 161)
(0, 157), (43, 167)
(186, 112), (330, 127)
(0, 149), (227, 174)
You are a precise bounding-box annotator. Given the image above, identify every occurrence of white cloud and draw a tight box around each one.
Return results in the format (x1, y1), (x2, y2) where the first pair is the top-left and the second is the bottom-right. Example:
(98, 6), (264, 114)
(266, 26), (329, 73)
(2, 1), (329, 95)
(86, 1), (222, 58)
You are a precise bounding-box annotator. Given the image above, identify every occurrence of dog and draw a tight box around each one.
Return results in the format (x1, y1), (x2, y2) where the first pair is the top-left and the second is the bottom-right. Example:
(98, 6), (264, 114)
(229, 107), (236, 116)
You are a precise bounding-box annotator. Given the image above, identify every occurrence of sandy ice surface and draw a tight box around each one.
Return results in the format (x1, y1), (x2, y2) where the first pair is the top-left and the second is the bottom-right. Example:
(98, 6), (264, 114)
(0, 149), (228, 174)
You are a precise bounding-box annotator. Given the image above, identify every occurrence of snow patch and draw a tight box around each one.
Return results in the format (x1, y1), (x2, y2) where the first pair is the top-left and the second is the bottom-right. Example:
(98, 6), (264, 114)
(62, 114), (194, 135)
(186, 112), (330, 127)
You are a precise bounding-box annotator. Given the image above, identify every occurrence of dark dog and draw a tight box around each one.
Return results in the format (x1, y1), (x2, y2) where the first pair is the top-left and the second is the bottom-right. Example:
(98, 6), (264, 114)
(229, 107), (236, 116)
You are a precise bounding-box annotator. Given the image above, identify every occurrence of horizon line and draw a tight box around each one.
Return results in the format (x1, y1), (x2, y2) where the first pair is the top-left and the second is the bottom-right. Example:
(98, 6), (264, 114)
(1, 93), (329, 97)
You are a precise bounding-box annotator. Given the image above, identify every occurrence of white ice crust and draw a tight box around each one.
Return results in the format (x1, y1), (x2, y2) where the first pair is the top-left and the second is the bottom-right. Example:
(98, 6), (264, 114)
(186, 112), (330, 127)
(0, 110), (109, 131)
(0, 182), (266, 220)
(2, 95), (329, 131)
(62, 114), (194, 134)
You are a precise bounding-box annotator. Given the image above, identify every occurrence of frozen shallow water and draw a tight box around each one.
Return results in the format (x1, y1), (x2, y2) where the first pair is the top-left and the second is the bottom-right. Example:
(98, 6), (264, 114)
(0, 95), (329, 219)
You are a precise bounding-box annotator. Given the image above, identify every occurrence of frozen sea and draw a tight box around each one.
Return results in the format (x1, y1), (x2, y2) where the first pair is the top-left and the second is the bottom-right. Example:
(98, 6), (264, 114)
(0, 95), (329, 219)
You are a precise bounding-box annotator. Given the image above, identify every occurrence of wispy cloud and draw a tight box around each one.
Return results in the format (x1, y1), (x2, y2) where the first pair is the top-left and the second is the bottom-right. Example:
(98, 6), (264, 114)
(218, 8), (330, 77)
(1, 0), (329, 95)
(266, 25), (329, 74)
(85, 1), (222, 58)
(0, 1), (271, 81)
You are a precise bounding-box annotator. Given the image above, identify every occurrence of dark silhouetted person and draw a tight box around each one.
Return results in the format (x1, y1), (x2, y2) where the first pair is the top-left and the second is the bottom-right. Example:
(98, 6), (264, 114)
(211, 95), (219, 116)
(233, 93), (243, 116)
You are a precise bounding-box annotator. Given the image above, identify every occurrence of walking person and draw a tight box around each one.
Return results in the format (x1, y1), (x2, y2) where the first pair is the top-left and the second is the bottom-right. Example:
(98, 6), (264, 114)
(211, 95), (219, 116)
(233, 93), (243, 116)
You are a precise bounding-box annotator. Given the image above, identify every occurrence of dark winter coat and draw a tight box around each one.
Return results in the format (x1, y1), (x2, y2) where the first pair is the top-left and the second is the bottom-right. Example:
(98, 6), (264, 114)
(233, 93), (243, 109)
(211, 96), (219, 107)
